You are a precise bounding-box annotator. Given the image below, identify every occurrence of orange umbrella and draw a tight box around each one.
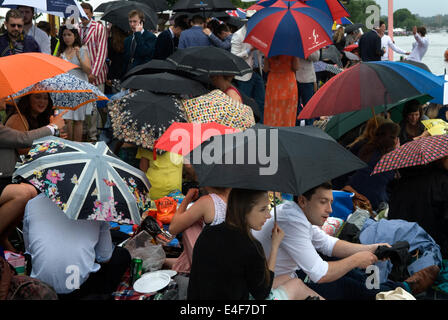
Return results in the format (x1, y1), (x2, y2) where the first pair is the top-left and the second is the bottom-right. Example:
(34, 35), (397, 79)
(0, 53), (77, 129)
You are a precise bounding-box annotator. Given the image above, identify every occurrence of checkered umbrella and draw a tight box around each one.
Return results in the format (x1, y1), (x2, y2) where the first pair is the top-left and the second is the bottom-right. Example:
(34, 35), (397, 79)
(371, 134), (448, 175)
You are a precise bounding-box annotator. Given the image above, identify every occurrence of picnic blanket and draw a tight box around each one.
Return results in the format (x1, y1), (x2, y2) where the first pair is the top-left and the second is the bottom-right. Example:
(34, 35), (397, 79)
(112, 268), (178, 300)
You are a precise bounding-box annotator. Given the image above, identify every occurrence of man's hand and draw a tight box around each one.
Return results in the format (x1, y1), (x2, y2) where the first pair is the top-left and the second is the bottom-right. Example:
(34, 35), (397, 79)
(413, 26), (417, 35)
(354, 251), (378, 269)
(203, 28), (212, 36)
(49, 110), (68, 129)
(135, 21), (144, 33)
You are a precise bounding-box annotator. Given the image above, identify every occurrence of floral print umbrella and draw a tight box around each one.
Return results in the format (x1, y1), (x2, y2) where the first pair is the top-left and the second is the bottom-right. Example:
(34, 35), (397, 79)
(109, 89), (187, 151)
(8, 73), (108, 110)
(13, 136), (151, 225)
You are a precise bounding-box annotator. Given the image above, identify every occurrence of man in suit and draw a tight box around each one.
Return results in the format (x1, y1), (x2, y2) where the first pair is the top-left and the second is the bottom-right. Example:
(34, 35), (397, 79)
(0, 100), (66, 252)
(358, 21), (385, 62)
(178, 15), (212, 49)
(18, 6), (51, 55)
(79, 2), (108, 142)
(123, 9), (157, 75)
(153, 16), (189, 60)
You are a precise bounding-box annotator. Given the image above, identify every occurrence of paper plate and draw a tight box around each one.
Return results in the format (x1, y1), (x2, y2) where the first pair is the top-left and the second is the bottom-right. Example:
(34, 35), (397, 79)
(133, 272), (171, 293)
(142, 269), (177, 278)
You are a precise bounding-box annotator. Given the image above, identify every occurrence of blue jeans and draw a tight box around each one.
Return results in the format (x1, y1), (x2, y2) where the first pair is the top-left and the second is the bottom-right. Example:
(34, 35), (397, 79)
(296, 267), (406, 300)
(235, 72), (265, 123)
(296, 82), (315, 126)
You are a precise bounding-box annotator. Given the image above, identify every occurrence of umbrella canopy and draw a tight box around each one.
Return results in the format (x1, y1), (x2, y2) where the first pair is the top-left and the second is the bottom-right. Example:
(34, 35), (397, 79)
(101, 1), (158, 31)
(244, 0), (333, 59)
(0, 53), (77, 99)
(371, 135), (448, 175)
(108, 90), (187, 150)
(187, 124), (367, 195)
(166, 46), (252, 76)
(0, 0), (88, 18)
(345, 23), (364, 34)
(122, 59), (201, 79)
(226, 8), (246, 18)
(298, 61), (447, 120)
(171, 0), (236, 12)
(321, 45), (343, 67)
(95, 0), (169, 12)
(325, 94), (433, 140)
(343, 51), (360, 61)
(13, 137), (151, 224)
(8, 73), (108, 110)
(154, 122), (240, 156)
(121, 73), (209, 97)
(181, 89), (256, 130)
(249, 0), (349, 21)
(399, 60), (432, 73)
(335, 16), (352, 25)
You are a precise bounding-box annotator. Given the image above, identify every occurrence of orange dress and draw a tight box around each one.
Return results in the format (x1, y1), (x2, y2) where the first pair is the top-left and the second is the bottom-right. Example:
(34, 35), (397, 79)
(263, 55), (298, 127)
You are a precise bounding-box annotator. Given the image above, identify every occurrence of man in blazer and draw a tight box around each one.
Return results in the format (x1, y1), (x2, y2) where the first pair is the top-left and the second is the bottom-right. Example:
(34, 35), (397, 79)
(358, 22), (384, 62)
(0, 101), (66, 252)
(123, 9), (157, 75)
(153, 17), (188, 60)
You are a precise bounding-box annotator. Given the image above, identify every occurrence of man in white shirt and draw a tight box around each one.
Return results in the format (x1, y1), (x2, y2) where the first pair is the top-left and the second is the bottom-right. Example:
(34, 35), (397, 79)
(18, 6), (51, 55)
(252, 182), (433, 299)
(406, 26), (429, 62)
(23, 194), (131, 299)
(296, 50), (320, 126)
(231, 10), (265, 122)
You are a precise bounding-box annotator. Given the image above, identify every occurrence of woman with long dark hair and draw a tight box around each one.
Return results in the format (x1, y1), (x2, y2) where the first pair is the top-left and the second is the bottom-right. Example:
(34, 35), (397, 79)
(346, 122), (401, 211)
(187, 188), (321, 300)
(5, 93), (54, 155)
(57, 25), (92, 142)
(399, 99), (429, 144)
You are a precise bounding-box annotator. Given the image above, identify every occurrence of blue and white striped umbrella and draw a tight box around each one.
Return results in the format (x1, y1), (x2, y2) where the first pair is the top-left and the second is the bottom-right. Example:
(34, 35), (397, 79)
(0, 0), (88, 19)
(10, 73), (108, 110)
(13, 137), (151, 225)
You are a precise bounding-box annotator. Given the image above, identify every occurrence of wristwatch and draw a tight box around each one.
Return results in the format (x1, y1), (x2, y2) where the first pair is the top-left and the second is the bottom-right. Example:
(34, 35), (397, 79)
(48, 124), (60, 137)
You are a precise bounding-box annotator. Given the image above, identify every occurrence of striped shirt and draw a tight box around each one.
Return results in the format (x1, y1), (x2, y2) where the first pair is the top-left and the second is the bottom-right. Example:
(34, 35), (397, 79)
(79, 20), (108, 86)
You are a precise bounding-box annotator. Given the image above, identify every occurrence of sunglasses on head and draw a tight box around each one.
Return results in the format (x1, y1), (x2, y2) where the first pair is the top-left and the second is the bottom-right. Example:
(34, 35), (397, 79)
(9, 23), (23, 28)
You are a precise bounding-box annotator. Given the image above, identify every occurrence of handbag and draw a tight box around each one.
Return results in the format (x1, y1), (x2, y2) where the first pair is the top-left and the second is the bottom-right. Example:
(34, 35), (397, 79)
(181, 89), (255, 130)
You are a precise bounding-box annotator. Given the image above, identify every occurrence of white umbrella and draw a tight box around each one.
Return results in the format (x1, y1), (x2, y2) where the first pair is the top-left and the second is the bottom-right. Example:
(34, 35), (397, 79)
(2, 0), (88, 18)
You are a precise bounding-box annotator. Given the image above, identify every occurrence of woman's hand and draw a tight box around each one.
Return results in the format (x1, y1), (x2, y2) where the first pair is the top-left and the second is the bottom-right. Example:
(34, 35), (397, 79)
(271, 223), (284, 248)
(186, 188), (200, 202)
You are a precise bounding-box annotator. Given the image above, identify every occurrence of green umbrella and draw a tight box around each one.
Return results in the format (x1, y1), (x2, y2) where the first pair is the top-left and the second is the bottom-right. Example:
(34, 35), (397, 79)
(325, 94), (433, 140)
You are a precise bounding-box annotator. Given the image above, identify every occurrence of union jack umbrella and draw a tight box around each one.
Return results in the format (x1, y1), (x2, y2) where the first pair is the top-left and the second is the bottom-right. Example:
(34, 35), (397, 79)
(371, 135), (448, 175)
(226, 8), (246, 18)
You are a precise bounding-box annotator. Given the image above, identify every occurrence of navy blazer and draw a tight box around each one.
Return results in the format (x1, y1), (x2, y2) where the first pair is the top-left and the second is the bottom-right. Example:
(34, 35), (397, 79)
(123, 30), (157, 74)
(358, 30), (383, 62)
(154, 29), (178, 60)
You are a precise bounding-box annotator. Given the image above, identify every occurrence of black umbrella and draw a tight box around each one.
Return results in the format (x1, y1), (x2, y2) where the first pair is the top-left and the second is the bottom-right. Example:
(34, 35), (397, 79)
(187, 124), (367, 196)
(101, 1), (158, 32)
(121, 72), (209, 96)
(108, 90), (187, 150)
(345, 23), (364, 34)
(399, 59), (432, 73)
(96, 0), (168, 12)
(122, 59), (212, 86)
(166, 46), (252, 76)
(171, 0), (235, 12)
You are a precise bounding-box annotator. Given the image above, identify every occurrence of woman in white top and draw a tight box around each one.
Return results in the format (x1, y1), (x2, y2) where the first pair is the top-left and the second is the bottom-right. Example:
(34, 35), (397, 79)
(57, 26), (92, 142)
(167, 187), (231, 273)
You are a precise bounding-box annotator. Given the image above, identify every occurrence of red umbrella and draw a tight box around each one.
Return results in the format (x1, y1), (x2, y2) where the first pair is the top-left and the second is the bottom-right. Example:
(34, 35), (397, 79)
(344, 44), (359, 52)
(371, 135), (448, 175)
(154, 122), (240, 157)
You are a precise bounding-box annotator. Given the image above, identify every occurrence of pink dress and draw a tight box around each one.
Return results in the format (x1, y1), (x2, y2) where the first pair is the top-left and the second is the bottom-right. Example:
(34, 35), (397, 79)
(171, 194), (227, 273)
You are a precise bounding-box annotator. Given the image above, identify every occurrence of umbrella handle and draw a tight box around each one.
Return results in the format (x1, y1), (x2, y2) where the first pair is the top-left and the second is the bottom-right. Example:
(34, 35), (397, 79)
(273, 193), (277, 223)
(371, 107), (378, 128)
(9, 95), (28, 131)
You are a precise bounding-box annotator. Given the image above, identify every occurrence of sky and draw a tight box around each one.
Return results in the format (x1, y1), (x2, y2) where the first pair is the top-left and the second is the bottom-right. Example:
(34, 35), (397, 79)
(375, 0), (447, 18)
